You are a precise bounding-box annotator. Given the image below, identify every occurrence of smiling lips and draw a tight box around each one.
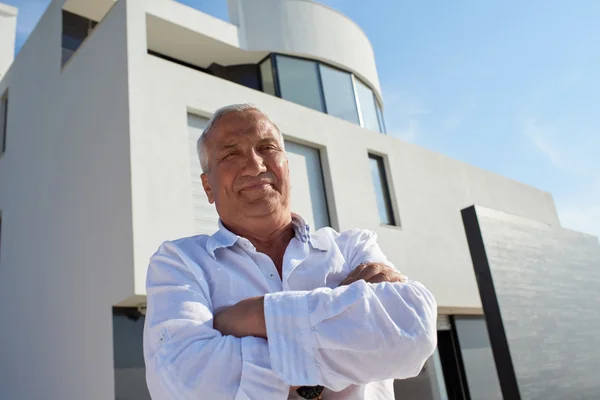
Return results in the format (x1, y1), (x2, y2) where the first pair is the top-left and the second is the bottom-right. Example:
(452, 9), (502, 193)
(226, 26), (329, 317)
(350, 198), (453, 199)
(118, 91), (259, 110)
(239, 181), (274, 192)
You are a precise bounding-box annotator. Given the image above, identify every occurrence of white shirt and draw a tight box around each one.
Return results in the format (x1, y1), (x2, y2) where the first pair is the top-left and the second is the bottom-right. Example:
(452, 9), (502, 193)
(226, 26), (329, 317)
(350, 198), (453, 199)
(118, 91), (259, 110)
(143, 215), (437, 400)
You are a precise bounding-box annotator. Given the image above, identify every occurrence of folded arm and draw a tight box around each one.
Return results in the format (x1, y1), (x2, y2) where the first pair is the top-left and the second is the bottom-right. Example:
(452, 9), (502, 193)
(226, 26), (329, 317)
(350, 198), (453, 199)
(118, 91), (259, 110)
(216, 230), (438, 391)
(264, 278), (437, 391)
(143, 242), (289, 400)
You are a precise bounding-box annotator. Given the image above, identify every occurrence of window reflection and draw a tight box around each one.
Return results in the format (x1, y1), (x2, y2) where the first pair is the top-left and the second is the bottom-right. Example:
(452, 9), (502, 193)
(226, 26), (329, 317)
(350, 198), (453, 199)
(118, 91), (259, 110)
(285, 141), (331, 229)
(376, 102), (386, 133)
(275, 55), (324, 112)
(258, 54), (386, 133)
(356, 79), (380, 132)
(319, 64), (359, 124)
(369, 154), (395, 225)
(259, 58), (276, 96)
(61, 10), (97, 66)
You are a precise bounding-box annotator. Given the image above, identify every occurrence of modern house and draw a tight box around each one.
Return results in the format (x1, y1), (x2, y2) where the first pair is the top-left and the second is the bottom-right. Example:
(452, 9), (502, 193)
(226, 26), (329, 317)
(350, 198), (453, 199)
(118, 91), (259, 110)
(0, 0), (567, 399)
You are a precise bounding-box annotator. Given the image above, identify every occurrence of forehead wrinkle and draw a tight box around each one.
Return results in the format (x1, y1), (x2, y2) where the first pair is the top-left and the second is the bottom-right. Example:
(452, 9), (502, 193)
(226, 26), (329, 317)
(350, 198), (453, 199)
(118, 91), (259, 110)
(207, 112), (281, 154)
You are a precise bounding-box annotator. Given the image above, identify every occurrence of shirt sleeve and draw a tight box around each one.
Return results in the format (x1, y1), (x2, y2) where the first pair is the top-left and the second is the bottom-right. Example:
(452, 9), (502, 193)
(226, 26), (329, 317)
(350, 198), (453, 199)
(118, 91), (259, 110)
(263, 230), (437, 391)
(143, 241), (289, 400)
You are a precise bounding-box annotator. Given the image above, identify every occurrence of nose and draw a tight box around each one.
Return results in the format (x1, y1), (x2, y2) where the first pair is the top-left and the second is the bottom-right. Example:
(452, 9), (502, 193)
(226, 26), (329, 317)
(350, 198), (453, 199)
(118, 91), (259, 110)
(241, 149), (267, 176)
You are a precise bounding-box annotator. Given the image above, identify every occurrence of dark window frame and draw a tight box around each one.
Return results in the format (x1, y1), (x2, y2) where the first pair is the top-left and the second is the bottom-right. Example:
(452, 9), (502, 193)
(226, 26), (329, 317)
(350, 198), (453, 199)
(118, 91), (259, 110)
(368, 153), (397, 226)
(1, 89), (7, 155)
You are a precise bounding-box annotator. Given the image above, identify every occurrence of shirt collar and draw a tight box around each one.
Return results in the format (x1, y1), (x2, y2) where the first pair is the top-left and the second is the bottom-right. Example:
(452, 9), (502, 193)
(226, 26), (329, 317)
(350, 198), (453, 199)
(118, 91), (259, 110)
(206, 213), (328, 259)
(290, 213), (328, 252)
(205, 220), (239, 259)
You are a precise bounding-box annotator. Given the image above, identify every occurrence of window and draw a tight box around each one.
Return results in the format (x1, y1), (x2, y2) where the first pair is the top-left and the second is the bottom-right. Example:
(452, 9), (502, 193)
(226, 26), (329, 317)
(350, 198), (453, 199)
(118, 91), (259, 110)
(61, 10), (97, 66)
(187, 114), (219, 235)
(454, 316), (503, 400)
(369, 154), (396, 225)
(319, 64), (360, 124)
(376, 102), (386, 133)
(356, 78), (381, 132)
(207, 63), (261, 91)
(285, 141), (331, 230)
(259, 57), (276, 96)
(275, 55), (325, 112)
(1, 90), (7, 155)
(112, 308), (151, 399)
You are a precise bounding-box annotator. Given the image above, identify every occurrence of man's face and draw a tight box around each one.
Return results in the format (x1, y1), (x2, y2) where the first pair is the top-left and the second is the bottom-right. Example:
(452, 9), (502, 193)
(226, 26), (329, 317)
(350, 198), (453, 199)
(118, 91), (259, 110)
(201, 110), (291, 223)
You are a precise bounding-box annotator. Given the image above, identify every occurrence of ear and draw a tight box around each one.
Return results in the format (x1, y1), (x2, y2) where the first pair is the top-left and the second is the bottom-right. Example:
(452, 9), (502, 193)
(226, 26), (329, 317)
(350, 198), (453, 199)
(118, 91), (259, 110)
(201, 173), (215, 204)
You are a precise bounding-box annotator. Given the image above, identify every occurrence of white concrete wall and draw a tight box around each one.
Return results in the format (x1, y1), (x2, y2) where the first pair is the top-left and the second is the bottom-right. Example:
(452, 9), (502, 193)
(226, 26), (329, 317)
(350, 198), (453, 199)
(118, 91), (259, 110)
(146, 0), (240, 48)
(0, 0), (135, 398)
(0, 3), (17, 79)
(229, 0), (383, 103)
(128, 43), (559, 312)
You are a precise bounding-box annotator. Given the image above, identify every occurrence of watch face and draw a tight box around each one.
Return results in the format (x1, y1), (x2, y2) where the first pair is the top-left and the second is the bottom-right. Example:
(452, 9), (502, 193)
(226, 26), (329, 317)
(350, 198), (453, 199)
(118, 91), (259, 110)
(296, 385), (324, 399)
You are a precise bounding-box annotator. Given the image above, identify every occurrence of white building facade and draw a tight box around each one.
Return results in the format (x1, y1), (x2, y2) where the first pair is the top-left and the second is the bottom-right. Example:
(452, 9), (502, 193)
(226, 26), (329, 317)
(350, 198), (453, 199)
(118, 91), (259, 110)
(0, 0), (560, 399)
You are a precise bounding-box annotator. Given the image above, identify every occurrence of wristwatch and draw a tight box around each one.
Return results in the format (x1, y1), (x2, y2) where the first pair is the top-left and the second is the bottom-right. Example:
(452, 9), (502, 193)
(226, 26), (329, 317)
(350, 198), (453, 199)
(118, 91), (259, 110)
(296, 385), (324, 399)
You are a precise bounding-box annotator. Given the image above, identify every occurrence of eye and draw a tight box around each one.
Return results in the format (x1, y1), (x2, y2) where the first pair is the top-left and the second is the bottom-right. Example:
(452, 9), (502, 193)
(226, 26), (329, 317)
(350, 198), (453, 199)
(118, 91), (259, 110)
(260, 144), (278, 151)
(222, 152), (239, 161)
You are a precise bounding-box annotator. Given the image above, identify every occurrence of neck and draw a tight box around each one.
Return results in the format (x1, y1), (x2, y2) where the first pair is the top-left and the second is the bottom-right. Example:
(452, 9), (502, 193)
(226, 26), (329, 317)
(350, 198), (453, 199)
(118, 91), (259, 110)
(222, 212), (294, 250)
(222, 212), (295, 275)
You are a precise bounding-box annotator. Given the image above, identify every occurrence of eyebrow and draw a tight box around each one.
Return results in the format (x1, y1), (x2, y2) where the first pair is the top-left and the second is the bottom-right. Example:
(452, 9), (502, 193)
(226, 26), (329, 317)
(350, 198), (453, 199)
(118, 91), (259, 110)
(257, 138), (280, 146)
(216, 143), (239, 154)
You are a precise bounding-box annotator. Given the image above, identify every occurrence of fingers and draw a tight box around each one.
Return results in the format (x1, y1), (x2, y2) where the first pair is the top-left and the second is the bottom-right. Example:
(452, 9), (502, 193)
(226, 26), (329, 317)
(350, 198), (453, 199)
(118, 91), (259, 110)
(366, 273), (388, 284)
(352, 264), (385, 283)
(339, 262), (407, 287)
(367, 271), (408, 284)
(339, 263), (369, 286)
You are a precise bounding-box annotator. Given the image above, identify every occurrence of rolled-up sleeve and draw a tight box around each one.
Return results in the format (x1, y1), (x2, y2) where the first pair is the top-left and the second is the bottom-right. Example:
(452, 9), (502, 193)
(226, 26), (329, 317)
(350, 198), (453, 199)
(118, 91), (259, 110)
(263, 229), (438, 391)
(144, 241), (289, 400)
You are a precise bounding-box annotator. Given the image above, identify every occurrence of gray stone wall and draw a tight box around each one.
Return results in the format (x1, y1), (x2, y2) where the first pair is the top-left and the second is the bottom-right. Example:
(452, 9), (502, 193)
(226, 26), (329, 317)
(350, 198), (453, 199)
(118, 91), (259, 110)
(464, 206), (600, 400)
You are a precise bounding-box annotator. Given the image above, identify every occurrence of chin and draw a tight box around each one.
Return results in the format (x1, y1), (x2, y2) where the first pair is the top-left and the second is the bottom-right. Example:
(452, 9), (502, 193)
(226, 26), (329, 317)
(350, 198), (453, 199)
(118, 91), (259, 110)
(244, 197), (282, 216)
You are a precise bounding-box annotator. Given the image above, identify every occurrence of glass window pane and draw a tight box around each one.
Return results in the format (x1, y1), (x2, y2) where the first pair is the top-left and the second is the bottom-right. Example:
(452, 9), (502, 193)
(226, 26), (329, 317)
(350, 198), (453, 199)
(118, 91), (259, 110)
(356, 79), (380, 132)
(285, 141), (330, 229)
(376, 102), (386, 133)
(62, 10), (90, 41)
(259, 57), (276, 96)
(275, 55), (324, 112)
(454, 316), (503, 400)
(319, 64), (359, 124)
(61, 10), (97, 65)
(369, 155), (395, 225)
(113, 310), (151, 400)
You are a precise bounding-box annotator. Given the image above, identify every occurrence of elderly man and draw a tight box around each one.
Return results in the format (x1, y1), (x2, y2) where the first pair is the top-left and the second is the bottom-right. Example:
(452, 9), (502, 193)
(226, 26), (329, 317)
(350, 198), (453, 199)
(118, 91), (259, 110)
(143, 104), (437, 399)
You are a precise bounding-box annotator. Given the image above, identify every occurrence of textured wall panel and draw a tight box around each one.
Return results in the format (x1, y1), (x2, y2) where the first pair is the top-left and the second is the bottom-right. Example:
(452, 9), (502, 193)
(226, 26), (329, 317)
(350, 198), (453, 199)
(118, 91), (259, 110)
(462, 206), (600, 400)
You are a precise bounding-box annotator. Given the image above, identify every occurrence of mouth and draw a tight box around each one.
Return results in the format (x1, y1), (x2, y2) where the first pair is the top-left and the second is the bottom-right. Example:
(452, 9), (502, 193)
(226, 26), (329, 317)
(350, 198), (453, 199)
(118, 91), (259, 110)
(240, 183), (273, 192)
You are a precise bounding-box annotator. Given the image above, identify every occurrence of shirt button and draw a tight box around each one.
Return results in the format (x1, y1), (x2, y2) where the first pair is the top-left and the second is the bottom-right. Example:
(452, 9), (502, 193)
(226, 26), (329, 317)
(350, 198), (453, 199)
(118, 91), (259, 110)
(269, 273), (275, 279)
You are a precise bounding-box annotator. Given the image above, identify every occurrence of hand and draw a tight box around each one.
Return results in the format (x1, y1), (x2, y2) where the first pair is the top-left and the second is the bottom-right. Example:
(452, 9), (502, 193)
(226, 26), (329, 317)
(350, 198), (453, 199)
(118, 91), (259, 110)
(339, 262), (407, 286)
(213, 296), (267, 339)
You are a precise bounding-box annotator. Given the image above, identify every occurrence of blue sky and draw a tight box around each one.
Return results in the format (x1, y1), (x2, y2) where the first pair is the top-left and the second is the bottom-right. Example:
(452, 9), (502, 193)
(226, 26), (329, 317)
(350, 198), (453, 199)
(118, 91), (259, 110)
(5, 0), (599, 238)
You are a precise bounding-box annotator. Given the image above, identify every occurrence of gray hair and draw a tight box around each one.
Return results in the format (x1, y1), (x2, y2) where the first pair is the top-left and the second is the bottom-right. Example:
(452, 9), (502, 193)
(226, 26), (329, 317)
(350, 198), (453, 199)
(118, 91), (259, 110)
(196, 103), (284, 173)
